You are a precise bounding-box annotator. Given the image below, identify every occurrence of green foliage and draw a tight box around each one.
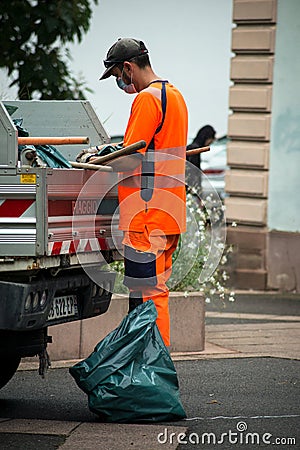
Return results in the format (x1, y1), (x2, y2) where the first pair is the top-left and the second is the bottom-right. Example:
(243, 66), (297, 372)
(169, 192), (235, 305)
(0, 0), (97, 99)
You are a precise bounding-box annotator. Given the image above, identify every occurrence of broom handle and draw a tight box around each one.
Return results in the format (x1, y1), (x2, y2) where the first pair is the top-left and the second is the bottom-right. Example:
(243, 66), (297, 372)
(69, 161), (112, 171)
(90, 140), (147, 165)
(186, 146), (210, 156)
(18, 136), (89, 145)
(89, 142), (209, 164)
(70, 141), (209, 170)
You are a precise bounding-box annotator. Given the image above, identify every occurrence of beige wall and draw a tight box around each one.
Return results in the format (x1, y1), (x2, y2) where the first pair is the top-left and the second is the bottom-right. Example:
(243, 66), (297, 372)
(225, 0), (276, 289)
(225, 0), (300, 292)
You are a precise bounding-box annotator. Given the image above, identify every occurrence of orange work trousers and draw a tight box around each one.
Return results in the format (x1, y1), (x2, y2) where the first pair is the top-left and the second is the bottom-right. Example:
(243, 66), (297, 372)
(123, 228), (179, 346)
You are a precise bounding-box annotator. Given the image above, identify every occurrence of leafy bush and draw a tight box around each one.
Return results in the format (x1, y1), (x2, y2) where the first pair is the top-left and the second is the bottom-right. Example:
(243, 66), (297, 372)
(169, 191), (235, 305)
(110, 192), (235, 306)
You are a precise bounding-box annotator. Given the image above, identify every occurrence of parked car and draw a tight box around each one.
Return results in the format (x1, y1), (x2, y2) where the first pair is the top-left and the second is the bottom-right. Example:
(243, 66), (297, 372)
(201, 135), (228, 199)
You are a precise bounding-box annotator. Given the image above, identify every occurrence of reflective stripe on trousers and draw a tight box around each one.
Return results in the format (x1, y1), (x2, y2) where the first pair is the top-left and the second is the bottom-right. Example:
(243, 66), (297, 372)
(123, 228), (179, 347)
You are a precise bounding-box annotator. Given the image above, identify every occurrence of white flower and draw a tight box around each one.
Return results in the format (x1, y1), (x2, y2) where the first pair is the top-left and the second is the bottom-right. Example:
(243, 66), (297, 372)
(221, 255), (227, 264)
(205, 297), (211, 304)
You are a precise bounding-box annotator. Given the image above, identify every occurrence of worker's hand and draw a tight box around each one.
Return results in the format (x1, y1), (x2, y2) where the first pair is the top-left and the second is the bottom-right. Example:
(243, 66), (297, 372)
(76, 143), (120, 163)
(76, 148), (98, 163)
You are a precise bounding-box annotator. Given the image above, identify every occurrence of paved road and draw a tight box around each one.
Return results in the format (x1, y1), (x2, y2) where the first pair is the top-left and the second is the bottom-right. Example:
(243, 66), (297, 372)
(1, 292), (299, 449)
(0, 357), (299, 449)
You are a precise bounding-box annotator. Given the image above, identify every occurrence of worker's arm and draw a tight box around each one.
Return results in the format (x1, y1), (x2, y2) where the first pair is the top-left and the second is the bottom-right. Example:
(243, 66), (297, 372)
(88, 152), (144, 172)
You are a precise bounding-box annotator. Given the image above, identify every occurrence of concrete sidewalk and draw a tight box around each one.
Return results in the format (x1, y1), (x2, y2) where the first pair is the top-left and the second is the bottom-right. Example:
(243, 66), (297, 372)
(172, 317), (300, 362)
(19, 290), (300, 370)
(173, 290), (300, 361)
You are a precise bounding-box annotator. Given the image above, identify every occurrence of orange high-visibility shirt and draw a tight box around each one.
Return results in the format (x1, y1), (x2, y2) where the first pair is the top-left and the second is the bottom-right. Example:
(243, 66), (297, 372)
(119, 80), (188, 235)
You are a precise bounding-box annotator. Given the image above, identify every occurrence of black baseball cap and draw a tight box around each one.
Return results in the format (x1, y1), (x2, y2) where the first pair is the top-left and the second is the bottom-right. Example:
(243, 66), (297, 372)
(99, 38), (148, 80)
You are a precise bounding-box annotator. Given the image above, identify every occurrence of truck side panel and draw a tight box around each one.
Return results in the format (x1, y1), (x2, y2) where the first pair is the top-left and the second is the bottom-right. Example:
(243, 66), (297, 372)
(0, 174), (38, 256)
(46, 169), (121, 258)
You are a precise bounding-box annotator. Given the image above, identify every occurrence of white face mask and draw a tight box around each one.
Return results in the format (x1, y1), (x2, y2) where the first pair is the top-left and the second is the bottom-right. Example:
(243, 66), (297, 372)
(116, 68), (137, 94)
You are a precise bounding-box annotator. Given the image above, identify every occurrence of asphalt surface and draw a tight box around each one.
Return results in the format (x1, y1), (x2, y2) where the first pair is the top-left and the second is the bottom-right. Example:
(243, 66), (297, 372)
(205, 292), (300, 326)
(0, 292), (299, 449)
(0, 358), (299, 449)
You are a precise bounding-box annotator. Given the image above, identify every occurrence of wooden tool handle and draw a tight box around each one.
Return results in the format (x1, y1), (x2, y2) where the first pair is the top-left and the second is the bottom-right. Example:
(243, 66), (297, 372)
(18, 136), (90, 145)
(69, 161), (112, 171)
(90, 140), (147, 165)
(186, 146), (210, 156)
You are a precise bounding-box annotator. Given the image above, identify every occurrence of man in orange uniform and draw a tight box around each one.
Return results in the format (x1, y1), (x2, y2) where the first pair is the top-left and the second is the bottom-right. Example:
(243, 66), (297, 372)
(99, 38), (188, 346)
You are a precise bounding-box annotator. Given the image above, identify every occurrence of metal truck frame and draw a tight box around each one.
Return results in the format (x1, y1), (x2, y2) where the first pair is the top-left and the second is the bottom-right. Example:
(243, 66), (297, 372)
(0, 101), (122, 388)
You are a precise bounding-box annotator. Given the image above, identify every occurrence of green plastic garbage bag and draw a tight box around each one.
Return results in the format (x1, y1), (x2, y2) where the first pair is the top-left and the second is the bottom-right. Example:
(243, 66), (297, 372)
(69, 300), (186, 423)
(4, 104), (18, 116)
(96, 144), (121, 156)
(34, 144), (72, 168)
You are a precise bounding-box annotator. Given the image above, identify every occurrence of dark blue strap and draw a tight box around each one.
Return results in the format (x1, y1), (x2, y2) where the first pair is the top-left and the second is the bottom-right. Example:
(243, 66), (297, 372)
(155, 81), (167, 134)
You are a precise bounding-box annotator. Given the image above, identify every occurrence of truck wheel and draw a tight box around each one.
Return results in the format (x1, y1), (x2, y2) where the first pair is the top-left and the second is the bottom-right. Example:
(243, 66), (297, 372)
(0, 355), (21, 389)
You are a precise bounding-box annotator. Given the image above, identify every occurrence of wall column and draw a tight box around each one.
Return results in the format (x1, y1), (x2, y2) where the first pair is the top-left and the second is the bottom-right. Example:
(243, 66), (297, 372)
(226, 0), (300, 293)
(225, 0), (277, 289)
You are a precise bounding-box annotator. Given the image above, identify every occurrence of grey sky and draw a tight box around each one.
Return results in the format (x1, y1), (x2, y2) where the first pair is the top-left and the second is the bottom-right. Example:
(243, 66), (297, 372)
(69, 0), (233, 140)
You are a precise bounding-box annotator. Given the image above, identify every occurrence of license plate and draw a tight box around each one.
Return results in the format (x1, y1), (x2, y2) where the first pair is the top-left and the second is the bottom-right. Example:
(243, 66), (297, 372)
(47, 294), (78, 321)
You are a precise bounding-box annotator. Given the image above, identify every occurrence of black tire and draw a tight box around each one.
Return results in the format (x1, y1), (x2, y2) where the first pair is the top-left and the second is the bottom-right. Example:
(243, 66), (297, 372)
(0, 355), (21, 389)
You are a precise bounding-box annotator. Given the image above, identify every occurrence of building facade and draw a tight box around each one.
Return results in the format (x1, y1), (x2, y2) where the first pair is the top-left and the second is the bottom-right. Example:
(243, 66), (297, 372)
(225, 0), (300, 292)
